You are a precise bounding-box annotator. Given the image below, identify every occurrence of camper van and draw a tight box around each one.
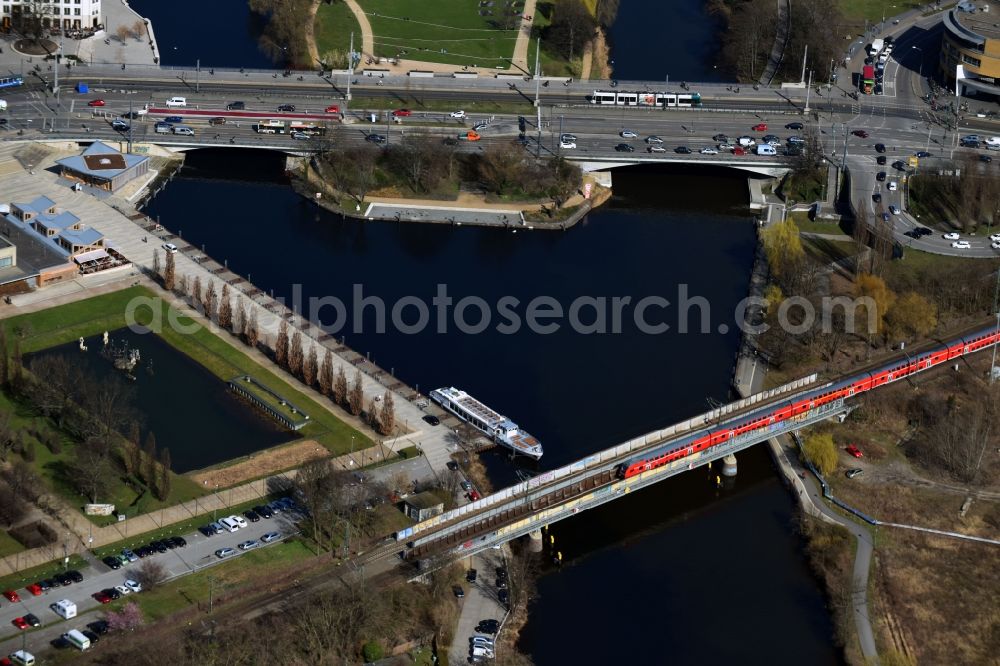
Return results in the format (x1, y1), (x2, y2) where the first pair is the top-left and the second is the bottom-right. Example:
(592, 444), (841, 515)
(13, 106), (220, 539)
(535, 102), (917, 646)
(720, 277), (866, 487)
(9, 650), (35, 665)
(63, 629), (91, 650)
(756, 144), (777, 156)
(51, 599), (77, 619)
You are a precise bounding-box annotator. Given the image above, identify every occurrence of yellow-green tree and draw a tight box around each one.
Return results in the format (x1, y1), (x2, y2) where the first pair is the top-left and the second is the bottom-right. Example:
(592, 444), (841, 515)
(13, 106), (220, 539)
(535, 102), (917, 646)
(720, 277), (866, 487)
(763, 284), (784, 313)
(802, 432), (838, 477)
(886, 292), (937, 340)
(854, 273), (895, 337)
(761, 218), (805, 287)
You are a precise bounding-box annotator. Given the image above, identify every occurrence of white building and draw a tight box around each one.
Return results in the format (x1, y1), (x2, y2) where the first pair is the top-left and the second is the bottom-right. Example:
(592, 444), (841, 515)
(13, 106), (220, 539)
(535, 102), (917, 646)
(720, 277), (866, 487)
(2, 1), (102, 32)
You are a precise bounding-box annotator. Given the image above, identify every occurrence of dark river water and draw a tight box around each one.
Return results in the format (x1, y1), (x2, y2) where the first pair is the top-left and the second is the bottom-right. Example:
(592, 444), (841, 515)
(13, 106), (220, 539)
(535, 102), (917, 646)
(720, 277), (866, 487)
(139, 149), (838, 663)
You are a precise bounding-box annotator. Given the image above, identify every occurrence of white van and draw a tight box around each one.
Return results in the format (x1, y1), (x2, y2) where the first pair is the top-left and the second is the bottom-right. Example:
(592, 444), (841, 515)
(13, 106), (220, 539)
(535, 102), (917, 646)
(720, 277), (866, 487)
(471, 646), (495, 658)
(165, 96), (186, 107)
(219, 517), (240, 532)
(986, 137), (1000, 150)
(738, 136), (756, 147)
(756, 144), (777, 156)
(154, 122), (171, 134)
(63, 629), (91, 651)
(51, 599), (77, 619)
(172, 126), (194, 136)
(9, 650), (35, 666)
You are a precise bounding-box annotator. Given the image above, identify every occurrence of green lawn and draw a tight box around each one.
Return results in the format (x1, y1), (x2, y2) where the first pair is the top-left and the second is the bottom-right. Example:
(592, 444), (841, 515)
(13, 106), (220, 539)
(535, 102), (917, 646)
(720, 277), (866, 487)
(0, 529), (25, 558)
(791, 211), (849, 235)
(315, 0), (363, 62)
(359, 0), (521, 68)
(838, 0), (925, 25)
(0, 554), (89, 594)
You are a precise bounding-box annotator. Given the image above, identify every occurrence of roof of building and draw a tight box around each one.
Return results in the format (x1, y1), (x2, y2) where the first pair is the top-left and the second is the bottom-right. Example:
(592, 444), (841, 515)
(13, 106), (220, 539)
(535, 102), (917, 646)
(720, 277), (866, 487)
(954, 0), (1000, 40)
(12, 195), (56, 214)
(31, 210), (81, 233)
(405, 491), (444, 511)
(59, 226), (104, 247)
(73, 248), (110, 264)
(55, 141), (148, 180)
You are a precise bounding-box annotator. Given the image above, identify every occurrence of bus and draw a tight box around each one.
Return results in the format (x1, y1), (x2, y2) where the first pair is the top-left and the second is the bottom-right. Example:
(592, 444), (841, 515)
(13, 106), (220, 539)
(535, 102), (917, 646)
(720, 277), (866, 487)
(288, 122), (326, 136)
(0, 76), (24, 89)
(253, 119), (286, 134)
(862, 66), (875, 94)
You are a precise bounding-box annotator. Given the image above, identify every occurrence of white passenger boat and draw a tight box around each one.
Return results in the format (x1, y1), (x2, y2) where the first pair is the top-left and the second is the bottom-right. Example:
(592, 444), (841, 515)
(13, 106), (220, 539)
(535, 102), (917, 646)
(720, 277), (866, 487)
(429, 387), (543, 459)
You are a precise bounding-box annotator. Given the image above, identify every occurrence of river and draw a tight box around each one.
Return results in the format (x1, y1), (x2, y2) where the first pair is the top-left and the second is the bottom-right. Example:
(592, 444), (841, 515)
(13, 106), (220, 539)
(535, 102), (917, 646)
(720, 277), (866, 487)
(139, 148), (838, 663)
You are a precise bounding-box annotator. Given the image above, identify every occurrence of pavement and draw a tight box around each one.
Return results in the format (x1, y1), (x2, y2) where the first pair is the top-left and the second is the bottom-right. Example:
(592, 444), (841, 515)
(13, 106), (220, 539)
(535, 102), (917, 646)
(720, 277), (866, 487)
(448, 548), (508, 663)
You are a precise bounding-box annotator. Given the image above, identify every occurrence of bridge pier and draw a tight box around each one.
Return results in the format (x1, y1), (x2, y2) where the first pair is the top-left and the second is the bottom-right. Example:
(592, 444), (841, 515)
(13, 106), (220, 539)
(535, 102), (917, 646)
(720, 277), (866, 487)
(721, 454), (738, 477)
(527, 529), (544, 553)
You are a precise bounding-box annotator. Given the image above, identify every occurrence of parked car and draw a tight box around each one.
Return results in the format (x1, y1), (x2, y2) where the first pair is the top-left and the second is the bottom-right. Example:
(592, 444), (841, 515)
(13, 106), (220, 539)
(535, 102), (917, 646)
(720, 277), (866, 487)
(876, 171), (886, 181)
(92, 591), (112, 604)
(67, 570), (82, 583)
(423, 414), (440, 426)
(887, 181), (898, 191)
(102, 556), (121, 570)
(87, 620), (110, 635)
(460, 480), (472, 491)
(872, 193), (881, 203)
(467, 569), (478, 582)
(244, 510), (260, 523)
(11, 617), (29, 630)
(121, 548), (138, 562)
(877, 155), (887, 165)
(614, 143), (635, 152)
(124, 579), (142, 593)
(468, 490), (481, 501)
(889, 205), (900, 215)
(845, 444), (863, 458)
(453, 585), (465, 598)
(169, 536), (187, 548)
(238, 540), (259, 551)
(23, 613), (40, 627)
(82, 629), (101, 645)
(215, 548), (236, 559)
(253, 504), (274, 519)
(498, 589), (509, 606)
(852, 129), (869, 138)
(103, 587), (122, 601)
(25, 583), (42, 596)
(261, 531), (281, 544)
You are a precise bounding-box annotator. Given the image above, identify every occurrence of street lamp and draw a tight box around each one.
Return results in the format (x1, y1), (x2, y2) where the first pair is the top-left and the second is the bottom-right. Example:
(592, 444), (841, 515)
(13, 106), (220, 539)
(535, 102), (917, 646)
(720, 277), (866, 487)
(912, 46), (924, 82)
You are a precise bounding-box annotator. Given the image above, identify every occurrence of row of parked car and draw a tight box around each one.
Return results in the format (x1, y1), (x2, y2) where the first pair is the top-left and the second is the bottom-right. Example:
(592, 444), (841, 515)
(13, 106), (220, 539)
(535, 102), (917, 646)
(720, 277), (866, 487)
(2, 569), (84, 608)
(198, 497), (299, 537)
(102, 535), (187, 570)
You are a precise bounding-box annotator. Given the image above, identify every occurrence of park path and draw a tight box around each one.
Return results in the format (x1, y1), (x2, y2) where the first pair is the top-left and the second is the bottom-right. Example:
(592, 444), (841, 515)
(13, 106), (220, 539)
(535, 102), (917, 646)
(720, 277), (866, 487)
(510, 0), (537, 74)
(306, 0), (321, 66)
(342, 0), (375, 64)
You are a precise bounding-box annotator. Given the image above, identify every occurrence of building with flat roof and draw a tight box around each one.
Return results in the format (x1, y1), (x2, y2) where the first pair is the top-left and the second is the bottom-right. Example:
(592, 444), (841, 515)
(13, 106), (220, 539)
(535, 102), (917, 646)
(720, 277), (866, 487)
(941, 0), (1000, 98)
(403, 492), (445, 522)
(1, 1), (102, 32)
(5, 195), (105, 256)
(55, 141), (149, 192)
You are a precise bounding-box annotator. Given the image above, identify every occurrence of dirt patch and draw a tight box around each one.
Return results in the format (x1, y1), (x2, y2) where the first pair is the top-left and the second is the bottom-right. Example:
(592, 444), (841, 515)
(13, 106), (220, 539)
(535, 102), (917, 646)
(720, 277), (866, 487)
(591, 28), (613, 79)
(186, 440), (331, 489)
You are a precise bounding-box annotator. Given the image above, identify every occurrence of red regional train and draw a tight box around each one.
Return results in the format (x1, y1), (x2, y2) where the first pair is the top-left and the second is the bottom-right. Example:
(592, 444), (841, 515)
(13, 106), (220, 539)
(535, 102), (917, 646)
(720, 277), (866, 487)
(616, 325), (1000, 479)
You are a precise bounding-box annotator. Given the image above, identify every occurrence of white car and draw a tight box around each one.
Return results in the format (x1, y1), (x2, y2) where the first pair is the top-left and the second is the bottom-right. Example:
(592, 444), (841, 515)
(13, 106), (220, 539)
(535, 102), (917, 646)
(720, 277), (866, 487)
(952, 241), (971, 249)
(162, 242), (178, 254)
(620, 129), (638, 139)
(989, 233), (1000, 242)
(888, 205), (900, 215)
(700, 147), (718, 155)
(114, 584), (131, 596)
(992, 242), (1000, 250)
(450, 110), (466, 119)
(887, 181), (898, 191)
(559, 140), (577, 149)
(648, 145), (666, 153)
(123, 579), (142, 593)
(645, 135), (664, 144)
(942, 232), (960, 240)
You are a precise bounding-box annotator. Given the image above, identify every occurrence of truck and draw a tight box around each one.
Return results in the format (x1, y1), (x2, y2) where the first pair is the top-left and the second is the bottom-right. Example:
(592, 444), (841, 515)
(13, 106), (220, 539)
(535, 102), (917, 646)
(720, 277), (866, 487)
(870, 38), (884, 56)
(862, 66), (876, 94)
(63, 629), (91, 651)
(457, 131), (481, 141)
(253, 119), (286, 134)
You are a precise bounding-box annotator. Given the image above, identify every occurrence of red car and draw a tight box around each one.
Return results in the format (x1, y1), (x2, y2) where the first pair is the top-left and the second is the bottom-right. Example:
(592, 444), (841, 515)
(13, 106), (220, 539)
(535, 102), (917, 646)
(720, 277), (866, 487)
(392, 109), (412, 117)
(25, 583), (42, 596)
(846, 444), (863, 458)
(733, 146), (746, 156)
(468, 490), (481, 501)
(2, 589), (20, 602)
(752, 123), (767, 131)
(87, 99), (106, 107)
(852, 130), (869, 138)
(324, 105), (340, 113)
(11, 617), (29, 630)
(93, 591), (112, 604)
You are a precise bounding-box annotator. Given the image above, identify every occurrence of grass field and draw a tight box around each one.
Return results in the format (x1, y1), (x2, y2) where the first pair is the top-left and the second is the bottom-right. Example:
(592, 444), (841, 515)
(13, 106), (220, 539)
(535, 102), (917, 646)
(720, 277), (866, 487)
(0, 554), (89, 594)
(314, 0), (363, 60)
(838, 0), (925, 25)
(0, 529), (25, 558)
(360, 0), (522, 68)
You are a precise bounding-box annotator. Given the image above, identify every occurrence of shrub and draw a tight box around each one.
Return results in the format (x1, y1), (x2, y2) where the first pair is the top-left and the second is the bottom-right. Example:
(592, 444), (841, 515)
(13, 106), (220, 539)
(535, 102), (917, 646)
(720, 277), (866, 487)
(361, 641), (384, 662)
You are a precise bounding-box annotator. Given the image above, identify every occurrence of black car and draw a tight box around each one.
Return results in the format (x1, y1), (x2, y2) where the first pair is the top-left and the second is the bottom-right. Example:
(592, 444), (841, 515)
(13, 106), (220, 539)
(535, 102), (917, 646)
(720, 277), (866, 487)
(496, 577), (507, 589)
(453, 585), (465, 599)
(614, 143), (635, 152)
(712, 133), (729, 142)
(674, 146), (692, 154)
(102, 556), (121, 570)
(277, 104), (296, 112)
(23, 613), (40, 627)
(981, 155), (993, 163)
(466, 569), (478, 583)
(169, 536), (187, 548)
(137, 545), (154, 557)
(877, 155), (887, 165)
(44, 577), (61, 588)
(423, 414), (440, 426)
(496, 566), (507, 580)
(253, 505), (274, 519)
(366, 134), (387, 145)
(892, 160), (906, 171)
(151, 540), (168, 554)
(915, 151), (932, 158)
(477, 619), (500, 634)
(917, 227), (933, 236)
(227, 101), (246, 110)
(875, 143), (886, 153)
(103, 587), (122, 601)
(82, 629), (100, 644)
(498, 589), (509, 606)
(36, 580), (51, 592)
(67, 570), (83, 583)
(244, 510), (260, 523)
(162, 538), (178, 550)
(446, 461), (459, 471)
(88, 619), (110, 635)
(55, 572), (74, 585)
(876, 171), (886, 181)
(785, 122), (804, 130)
(122, 111), (141, 119)
(872, 193), (881, 203)
(199, 524), (217, 537)
(904, 229), (921, 239)
(0, 118), (8, 126)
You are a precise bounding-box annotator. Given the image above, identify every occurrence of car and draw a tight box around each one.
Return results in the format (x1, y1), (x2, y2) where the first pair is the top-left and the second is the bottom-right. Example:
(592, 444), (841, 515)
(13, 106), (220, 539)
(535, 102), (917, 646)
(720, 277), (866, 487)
(787, 136), (805, 144)
(646, 135), (664, 144)
(852, 130), (869, 138)
(122, 110), (143, 119)
(560, 133), (577, 142)
(904, 229), (921, 239)
(93, 591), (112, 604)
(876, 155), (887, 165)
(953, 241), (972, 249)
(82, 629), (100, 645)
(238, 540), (259, 551)
(990, 234), (1000, 242)
(467, 569), (478, 582)
(559, 140), (577, 149)
(881, 212), (891, 222)
(846, 468), (864, 479)
(253, 504), (274, 519)
(121, 548), (138, 563)
(785, 122), (803, 130)
(615, 143), (635, 152)
(267, 501), (284, 514)
(472, 122), (488, 132)
(277, 104), (296, 112)
(876, 171), (886, 182)
(102, 555), (121, 569)
(36, 580), (51, 593)
(422, 414), (440, 426)
(244, 510), (260, 523)
(468, 490), (481, 501)
(111, 119), (129, 131)
(67, 570), (83, 583)
(496, 576), (507, 589)
(845, 444), (863, 458)
(915, 151), (932, 158)
(762, 135), (781, 145)
(165, 116), (184, 123)
(86, 98), (107, 107)
(453, 585), (465, 599)
(674, 146), (692, 154)
(366, 134), (387, 145)
(169, 536), (187, 548)
(226, 101), (245, 110)
(498, 589), (509, 606)
(54, 572), (73, 586)
(477, 619), (500, 634)
(215, 547), (236, 559)
(208, 116), (227, 126)
(496, 566), (507, 579)
(114, 584), (132, 596)
(943, 232), (960, 240)
(324, 105), (340, 114)
(446, 461), (459, 471)
(392, 109), (412, 117)
(982, 155), (993, 163)
(916, 227), (932, 236)
(88, 619), (110, 635)
(23, 613), (40, 627)
(620, 129), (638, 139)
(199, 524), (217, 536)
(460, 480), (472, 492)
(648, 145), (667, 153)
(889, 205), (900, 215)
(713, 133), (730, 142)
(261, 531), (281, 543)
(104, 587), (122, 601)
(25, 583), (42, 596)
(874, 143), (886, 153)
(151, 540), (168, 553)
(992, 242), (1000, 250)
(124, 579), (142, 593)
(887, 181), (897, 191)
(752, 123), (767, 131)
(11, 617), (29, 630)
(872, 193), (881, 204)
(700, 147), (718, 155)
(892, 160), (906, 171)
(450, 110), (466, 118)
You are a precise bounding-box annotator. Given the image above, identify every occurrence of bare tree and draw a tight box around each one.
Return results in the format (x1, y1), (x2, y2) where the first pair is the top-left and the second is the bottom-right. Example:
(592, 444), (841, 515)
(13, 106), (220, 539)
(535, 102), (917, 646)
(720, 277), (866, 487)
(348, 370), (364, 416)
(218, 284), (233, 331)
(334, 366), (348, 406)
(288, 331), (304, 377)
(156, 447), (172, 501)
(246, 308), (260, 349)
(379, 391), (396, 435)
(203, 282), (218, 322)
(303, 346), (318, 387)
(134, 559), (167, 590)
(275, 320), (290, 368)
(319, 350), (334, 396)
(163, 251), (175, 292)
